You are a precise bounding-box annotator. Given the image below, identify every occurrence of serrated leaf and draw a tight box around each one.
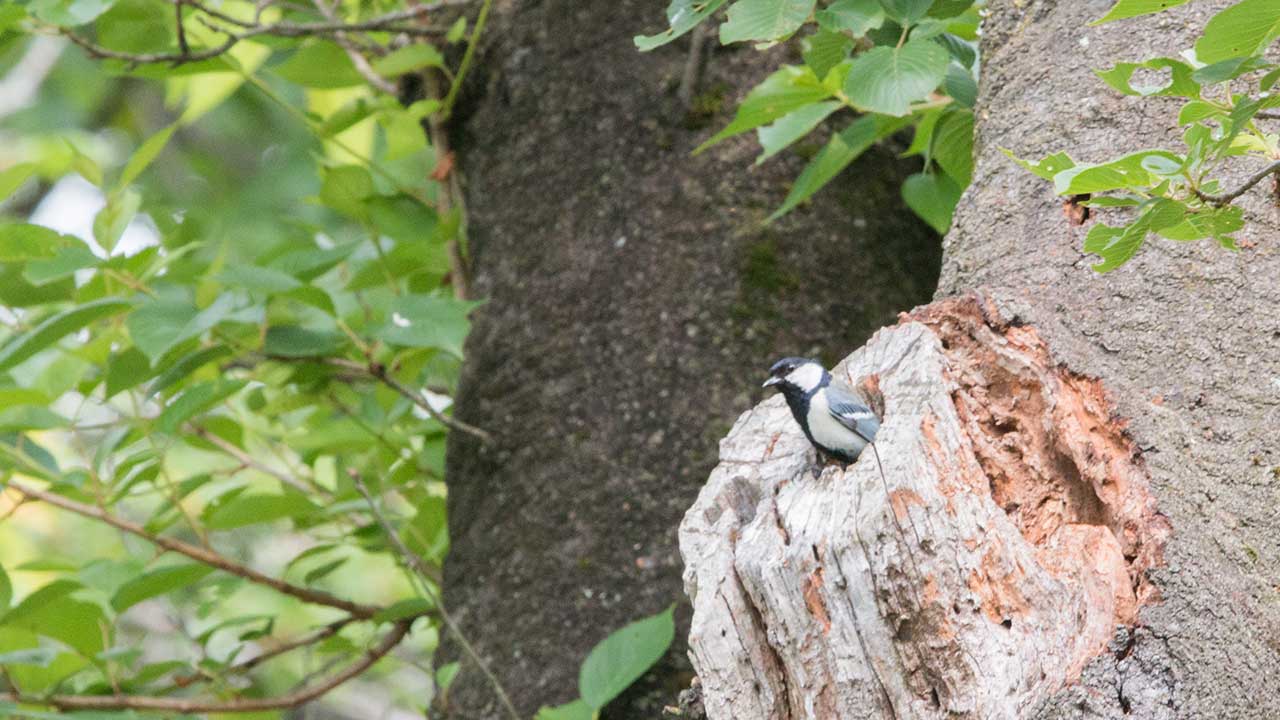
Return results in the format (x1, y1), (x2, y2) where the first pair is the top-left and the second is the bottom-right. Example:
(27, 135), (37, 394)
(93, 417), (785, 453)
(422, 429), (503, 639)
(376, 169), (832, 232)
(771, 114), (910, 219)
(877, 0), (931, 24)
(579, 606), (675, 709)
(635, 0), (729, 51)
(157, 378), (246, 433)
(1092, 0), (1193, 24)
(1095, 57), (1201, 97)
(0, 299), (133, 372)
(844, 39), (949, 116)
(1195, 0), (1280, 64)
(815, 0), (884, 35)
(901, 171), (961, 233)
(756, 100), (842, 163)
(696, 65), (830, 153)
(720, 0), (816, 44)
(112, 563), (214, 612)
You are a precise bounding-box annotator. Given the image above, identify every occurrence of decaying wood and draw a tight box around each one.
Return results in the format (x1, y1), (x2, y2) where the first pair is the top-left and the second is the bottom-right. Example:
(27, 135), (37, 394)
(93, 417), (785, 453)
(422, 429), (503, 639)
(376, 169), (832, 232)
(681, 294), (1169, 719)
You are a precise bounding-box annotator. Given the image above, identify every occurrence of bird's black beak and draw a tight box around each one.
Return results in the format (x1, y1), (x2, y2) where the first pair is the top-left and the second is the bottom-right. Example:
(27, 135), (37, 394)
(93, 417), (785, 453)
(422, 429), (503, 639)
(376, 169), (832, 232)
(762, 376), (782, 388)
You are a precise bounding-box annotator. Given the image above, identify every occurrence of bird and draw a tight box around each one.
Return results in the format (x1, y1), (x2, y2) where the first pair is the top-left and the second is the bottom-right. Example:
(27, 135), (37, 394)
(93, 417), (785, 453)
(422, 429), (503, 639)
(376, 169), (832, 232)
(762, 357), (880, 464)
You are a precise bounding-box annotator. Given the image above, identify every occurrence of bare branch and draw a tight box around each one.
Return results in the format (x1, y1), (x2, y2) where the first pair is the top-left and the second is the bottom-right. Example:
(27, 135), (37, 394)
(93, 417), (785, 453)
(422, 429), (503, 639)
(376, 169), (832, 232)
(1193, 158), (1280, 207)
(349, 471), (520, 720)
(166, 616), (360, 690)
(6, 480), (379, 619)
(311, 0), (397, 94)
(0, 619), (414, 713)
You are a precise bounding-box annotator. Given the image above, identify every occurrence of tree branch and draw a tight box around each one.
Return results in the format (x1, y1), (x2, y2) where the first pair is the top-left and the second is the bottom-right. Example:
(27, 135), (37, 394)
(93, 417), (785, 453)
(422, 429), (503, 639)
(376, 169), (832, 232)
(6, 480), (380, 619)
(166, 616), (359, 690)
(422, 69), (474, 301)
(349, 471), (520, 720)
(0, 619), (413, 713)
(190, 424), (329, 496)
(1193, 158), (1280, 207)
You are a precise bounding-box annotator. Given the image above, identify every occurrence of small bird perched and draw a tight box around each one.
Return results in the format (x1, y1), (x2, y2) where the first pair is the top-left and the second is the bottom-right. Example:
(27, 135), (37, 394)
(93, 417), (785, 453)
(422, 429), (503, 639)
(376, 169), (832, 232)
(763, 357), (880, 464)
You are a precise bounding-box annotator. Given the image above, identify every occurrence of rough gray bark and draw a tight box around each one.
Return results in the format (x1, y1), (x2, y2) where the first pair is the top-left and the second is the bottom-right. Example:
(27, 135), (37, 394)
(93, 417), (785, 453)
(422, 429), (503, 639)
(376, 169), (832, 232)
(685, 0), (1280, 718)
(440, 1), (941, 716)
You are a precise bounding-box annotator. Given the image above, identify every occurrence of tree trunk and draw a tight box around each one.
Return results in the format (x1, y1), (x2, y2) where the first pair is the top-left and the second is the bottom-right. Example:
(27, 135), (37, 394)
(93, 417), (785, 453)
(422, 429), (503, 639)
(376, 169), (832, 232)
(439, 1), (940, 716)
(683, 1), (1280, 718)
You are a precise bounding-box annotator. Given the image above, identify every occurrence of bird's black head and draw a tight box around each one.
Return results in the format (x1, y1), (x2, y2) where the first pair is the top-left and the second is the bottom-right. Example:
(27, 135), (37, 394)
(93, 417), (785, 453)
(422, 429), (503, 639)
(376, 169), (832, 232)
(762, 357), (828, 395)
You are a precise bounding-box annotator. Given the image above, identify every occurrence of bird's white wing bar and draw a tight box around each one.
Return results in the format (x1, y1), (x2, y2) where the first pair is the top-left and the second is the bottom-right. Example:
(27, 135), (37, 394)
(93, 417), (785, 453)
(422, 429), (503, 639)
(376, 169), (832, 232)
(824, 381), (880, 443)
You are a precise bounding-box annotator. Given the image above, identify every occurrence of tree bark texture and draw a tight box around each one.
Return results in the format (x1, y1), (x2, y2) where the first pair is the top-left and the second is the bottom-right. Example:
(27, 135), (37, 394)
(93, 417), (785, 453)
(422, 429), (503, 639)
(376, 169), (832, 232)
(440, 1), (941, 716)
(684, 1), (1280, 718)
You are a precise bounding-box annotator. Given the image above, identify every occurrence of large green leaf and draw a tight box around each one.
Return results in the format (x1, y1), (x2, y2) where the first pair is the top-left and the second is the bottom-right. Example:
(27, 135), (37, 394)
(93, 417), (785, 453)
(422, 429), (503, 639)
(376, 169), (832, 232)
(156, 378), (247, 433)
(696, 65), (831, 153)
(2, 580), (107, 656)
(844, 39), (949, 116)
(112, 563), (215, 612)
(1092, 0), (1194, 24)
(376, 295), (481, 357)
(1052, 150), (1183, 194)
(263, 325), (344, 358)
(579, 606), (675, 709)
(756, 100), (842, 163)
(272, 41), (364, 87)
(803, 29), (854, 80)
(203, 491), (320, 529)
(0, 299), (133, 372)
(372, 44), (445, 76)
(1095, 58), (1201, 97)
(635, 0), (730, 51)
(1083, 198), (1186, 271)
(118, 123), (177, 189)
(127, 295), (233, 363)
(1196, 0), (1280, 63)
(877, 0), (931, 24)
(815, 0), (884, 36)
(770, 114), (910, 219)
(147, 344), (232, 398)
(29, 0), (116, 26)
(901, 171), (962, 233)
(931, 108), (973, 185)
(0, 224), (69, 262)
(720, 0), (817, 44)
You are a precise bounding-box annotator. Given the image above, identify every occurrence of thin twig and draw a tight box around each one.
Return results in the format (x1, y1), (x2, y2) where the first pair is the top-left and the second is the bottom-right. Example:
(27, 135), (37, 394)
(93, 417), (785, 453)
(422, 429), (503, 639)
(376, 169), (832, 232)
(364, 360), (490, 441)
(166, 616), (360, 690)
(1193, 158), (1280, 207)
(190, 424), (328, 495)
(6, 480), (379, 619)
(0, 620), (412, 712)
(311, 0), (397, 94)
(349, 471), (520, 720)
(422, 69), (473, 300)
(175, 0), (190, 56)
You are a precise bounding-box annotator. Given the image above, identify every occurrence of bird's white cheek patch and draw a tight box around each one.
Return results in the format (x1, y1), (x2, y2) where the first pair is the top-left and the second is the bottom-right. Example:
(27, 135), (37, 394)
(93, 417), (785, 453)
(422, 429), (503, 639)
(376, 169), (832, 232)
(787, 363), (825, 392)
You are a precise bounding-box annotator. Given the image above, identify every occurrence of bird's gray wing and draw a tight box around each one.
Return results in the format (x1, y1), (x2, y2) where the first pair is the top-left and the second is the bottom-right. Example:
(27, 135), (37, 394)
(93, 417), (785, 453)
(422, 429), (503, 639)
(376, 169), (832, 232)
(825, 380), (880, 443)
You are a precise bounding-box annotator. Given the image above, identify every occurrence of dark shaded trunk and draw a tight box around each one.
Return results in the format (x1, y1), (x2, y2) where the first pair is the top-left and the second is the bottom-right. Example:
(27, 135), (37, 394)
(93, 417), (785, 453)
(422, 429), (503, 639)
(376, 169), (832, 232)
(439, 1), (940, 715)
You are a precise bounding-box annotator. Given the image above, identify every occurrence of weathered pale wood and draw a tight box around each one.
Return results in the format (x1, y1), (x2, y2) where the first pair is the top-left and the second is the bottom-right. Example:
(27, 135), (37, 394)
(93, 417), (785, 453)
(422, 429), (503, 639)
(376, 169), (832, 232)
(681, 296), (1167, 720)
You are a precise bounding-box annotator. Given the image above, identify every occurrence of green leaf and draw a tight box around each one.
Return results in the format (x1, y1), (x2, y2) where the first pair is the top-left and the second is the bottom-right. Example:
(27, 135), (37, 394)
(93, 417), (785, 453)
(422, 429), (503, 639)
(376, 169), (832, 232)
(29, 0), (116, 26)
(204, 491), (319, 529)
(1083, 198), (1185, 271)
(112, 563), (214, 612)
(0, 223), (68, 262)
(0, 647), (58, 667)
(376, 295), (481, 357)
(696, 65), (830, 153)
(262, 325), (344, 357)
(157, 378), (247, 433)
(1157, 204), (1245, 241)
(1095, 57), (1201, 97)
(932, 108), (974, 185)
(446, 15), (467, 42)
(92, 189), (141, 254)
(844, 39), (949, 116)
(1002, 148), (1075, 181)
(373, 598), (434, 623)
(1052, 150), (1183, 194)
(127, 295), (232, 363)
(877, 0), (932, 24)
(770, 114), (910, 219)
(104, 347), (152, 399)
(535, 700), (594, 720)
(943, 63), (977, 107)
(218, 265), (303, 294)
(935, 32), (976, 68)
(579, 606), (676, 709)
(0, 407), (67, 431)
(320, 165), (375, 219)
(1092, 0), (1194, 24)
(1196, 0), (1280, 64)
(23, 243), (99, 285)
(901, 171), (961, 233)
(1178, 100), (1222, 125)
(147, 344), (232, 398)
(118, 124), (177, 189)
(0, 163), (36, 202)
(755, 100), (842, 163)
(803, 29), (854, 80)
(720, 0), (817, 44)
(635, 0), (729, 51)
(0, 299), (133, 372)
(1190, 55), (1274, 84)
(372, 43), (445, 76)
(2, 580), (107, 655)
(815, 0), (884, 36)
(272, 41), (363, 87)
(0, 564), (9, 611)
(303, 558), (348, 584)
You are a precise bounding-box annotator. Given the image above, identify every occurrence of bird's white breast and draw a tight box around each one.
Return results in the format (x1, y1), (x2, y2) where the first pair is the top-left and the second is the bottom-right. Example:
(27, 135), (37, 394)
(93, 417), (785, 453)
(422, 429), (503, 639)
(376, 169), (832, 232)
(805, 388), (867, 455)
